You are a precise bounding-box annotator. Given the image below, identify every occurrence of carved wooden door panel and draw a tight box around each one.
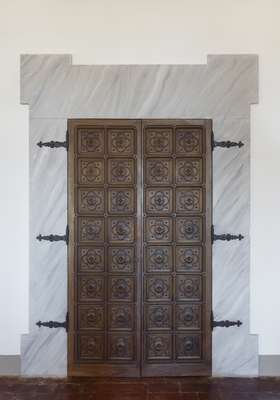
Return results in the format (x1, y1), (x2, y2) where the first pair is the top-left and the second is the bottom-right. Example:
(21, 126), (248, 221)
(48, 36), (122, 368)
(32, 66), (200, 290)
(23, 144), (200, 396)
(68, 119), (212, 377)
(142, 119), (212, 376)
(68, 119), (142, 377)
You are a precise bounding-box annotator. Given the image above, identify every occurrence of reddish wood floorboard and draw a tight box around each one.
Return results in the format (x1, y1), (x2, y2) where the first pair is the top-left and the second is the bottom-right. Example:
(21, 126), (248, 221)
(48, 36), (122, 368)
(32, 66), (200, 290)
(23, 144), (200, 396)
(0, 377), (280, 400)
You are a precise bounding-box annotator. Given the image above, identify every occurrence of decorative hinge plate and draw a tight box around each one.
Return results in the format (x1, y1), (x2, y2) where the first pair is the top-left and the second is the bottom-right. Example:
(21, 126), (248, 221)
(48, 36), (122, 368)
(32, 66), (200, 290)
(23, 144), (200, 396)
(36, 312), (68, 332)
(36, 226), (69, 245)
(211, 225), (244, 244)
(212, 131), (244, 150)
(37, 131), (68, 150)
(211, 312), (242, 330)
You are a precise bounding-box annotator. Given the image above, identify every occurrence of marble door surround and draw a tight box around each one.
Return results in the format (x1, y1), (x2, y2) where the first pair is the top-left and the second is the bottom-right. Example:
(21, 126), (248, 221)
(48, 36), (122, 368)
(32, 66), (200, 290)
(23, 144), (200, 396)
(20, 54), (259, 376)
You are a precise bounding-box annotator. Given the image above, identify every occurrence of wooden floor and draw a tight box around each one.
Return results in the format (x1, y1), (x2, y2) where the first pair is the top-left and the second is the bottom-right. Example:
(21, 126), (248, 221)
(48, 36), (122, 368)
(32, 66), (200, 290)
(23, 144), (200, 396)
(1, 377), (280, 400)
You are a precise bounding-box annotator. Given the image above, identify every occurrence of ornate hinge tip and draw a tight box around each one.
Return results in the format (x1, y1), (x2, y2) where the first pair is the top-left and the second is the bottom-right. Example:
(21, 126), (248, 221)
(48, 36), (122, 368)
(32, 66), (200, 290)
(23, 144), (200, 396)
(212, 132), (244, 150)
(211, 225), (244, 243)
(211, 313), (242, 330)
(36, 226), (69, 245)
(36, 313), (68, 332)
(37, 131), (68, 150)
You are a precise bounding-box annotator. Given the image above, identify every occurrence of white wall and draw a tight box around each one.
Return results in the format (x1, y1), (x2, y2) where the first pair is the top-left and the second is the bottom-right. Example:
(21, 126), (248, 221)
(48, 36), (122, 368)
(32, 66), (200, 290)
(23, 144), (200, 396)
(0, 0), (279, 355)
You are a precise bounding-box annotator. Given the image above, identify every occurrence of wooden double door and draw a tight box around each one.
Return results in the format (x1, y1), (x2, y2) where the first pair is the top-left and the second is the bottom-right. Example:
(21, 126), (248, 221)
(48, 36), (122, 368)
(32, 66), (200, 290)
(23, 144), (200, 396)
(68, 119), (212, 377)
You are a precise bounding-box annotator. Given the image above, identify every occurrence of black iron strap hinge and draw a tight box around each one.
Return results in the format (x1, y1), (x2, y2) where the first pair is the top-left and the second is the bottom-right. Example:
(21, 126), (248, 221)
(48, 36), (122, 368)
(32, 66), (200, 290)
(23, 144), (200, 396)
(36, 226), (69, 245)
(37, 131), (68, 150)
(211, 312), (242, 330)
(212, 132), (244, 150)
(211, 225), (244, 244)
(36, 312), (69, 332)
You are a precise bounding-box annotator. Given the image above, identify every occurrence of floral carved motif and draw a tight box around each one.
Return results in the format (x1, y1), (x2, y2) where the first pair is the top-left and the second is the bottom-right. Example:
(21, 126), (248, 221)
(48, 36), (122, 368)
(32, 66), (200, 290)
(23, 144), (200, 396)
(78, 128), (104, 154)
(146, 189), (171, 213)
(146, 159), (172, 185)
(147, 276), (171, 301)
(147, 305), (171, 330)
(79, 218), (104, 242)
(109, 247), (134, 273)
(147, 334), (171, 360)
(176, 128), (202, 154)
(109, 218), (134, 242)
(176, 217), (201, 242)
(109, 189), (134, 214)
(110, 305), (134, 330)
(176, 275), (201, 301)
(79, 334), (104, 359)
(79, 277), (104, 301)
(79, 305), (104, 330)
(147, 218), (172, 242)
(79, 247), (104, 272)
(79, 159), (104, 185)
(176, 305), (201, 330)
(176, 159), (201, 184)
(109, 129), (135, 155)
(109, 159), (134, 184)
(110, 277), (134, 301)
(109, 335), (134, 360)
(146, 246), (172, 272)
(176, 334), (201, 359)
(145, 128), (172, 154)
(176, 189), (202, 213)
(78, 189), (104, 214)
(176, 247), (201, 272)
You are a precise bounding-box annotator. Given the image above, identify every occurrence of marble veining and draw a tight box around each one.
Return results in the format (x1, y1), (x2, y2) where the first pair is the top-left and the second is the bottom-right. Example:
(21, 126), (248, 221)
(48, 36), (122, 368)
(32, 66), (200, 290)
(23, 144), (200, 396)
(20, 54), (258, 376)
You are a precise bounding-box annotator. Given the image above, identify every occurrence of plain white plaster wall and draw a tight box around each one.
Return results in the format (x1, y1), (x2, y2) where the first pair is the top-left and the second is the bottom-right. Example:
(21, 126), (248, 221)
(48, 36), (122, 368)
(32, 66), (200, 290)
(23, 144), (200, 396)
(0, 0), (279, 355)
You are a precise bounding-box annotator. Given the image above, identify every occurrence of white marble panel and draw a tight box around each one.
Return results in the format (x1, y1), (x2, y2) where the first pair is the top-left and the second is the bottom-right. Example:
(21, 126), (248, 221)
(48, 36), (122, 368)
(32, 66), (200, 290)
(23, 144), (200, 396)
(20, 55), (259, 376)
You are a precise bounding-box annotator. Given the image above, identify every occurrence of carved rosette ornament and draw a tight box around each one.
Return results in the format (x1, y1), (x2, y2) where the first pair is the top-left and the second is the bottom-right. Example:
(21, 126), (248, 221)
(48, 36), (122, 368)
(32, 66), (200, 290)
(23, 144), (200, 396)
(80, 247), (104, 272)
(147, 335), (171, 360)
(79, 160), (104, 184)
(79, 129), (104, 154)
(176, 129), (201, 154)
(109, 129), (134, 154)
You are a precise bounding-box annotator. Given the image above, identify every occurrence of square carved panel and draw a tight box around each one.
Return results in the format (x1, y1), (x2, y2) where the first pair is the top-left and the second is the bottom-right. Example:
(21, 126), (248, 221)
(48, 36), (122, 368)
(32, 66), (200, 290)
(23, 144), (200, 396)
(146, 334), (172, 361)
(175, 246), (202, 272)
(77, 128), (105, 155)
(176, 217), (202, 243)
(175, 304), (201, 330)
(108, 304), (135, 331)
(175, 334), (201, 360)
(78, 333), (104, 360)
(78, 246), (105, 273)
(145, 304), (172, 331)
(108, 158), (135, 185)
(77, 188), (105, 214)
(145, 246), (172, 272)
(78, 217), (105, 243)
(145, 275), (172, 302)
(108, 334), (135, 361)
(176, 188), (203, 214)
(145, 188), (173, 214)
(108, 217), (135, 243)
(108, 188), (135, 214)
(78, 305), (105, 330)
(77, 158), (105, 185)
(175, 158), (202, 185)
(145, 158), (172, 185)
(108, 276), (135, 302)
(146, 217), (172, 243)
(175, 128), (203, 155)
(108, 247), (135, 273)
(175, 275), (202, 302)
(108, 128), (135, 155)
(78, 276), (105, 302)
(145, 127), (173, 155)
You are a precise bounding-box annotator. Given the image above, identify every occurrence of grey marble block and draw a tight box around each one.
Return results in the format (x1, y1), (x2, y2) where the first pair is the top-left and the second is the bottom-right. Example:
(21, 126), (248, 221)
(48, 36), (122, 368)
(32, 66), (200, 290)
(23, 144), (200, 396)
(20, 54), (259, 376)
